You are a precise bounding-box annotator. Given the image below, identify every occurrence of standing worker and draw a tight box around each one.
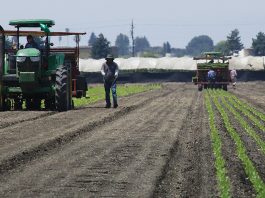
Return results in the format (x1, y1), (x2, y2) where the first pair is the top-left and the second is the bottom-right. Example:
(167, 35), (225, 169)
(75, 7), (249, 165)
(101, 54), (119, 108)
(25, 35), (39, 49)
(230, 69), (237, 88)
(207, 68), (216, 89)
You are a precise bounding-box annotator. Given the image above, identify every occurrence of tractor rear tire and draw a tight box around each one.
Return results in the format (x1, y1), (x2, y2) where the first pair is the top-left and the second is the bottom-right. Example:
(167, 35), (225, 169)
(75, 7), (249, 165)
(14, 99), (23, 110)
(33, 99), (41, 110)
(55, 65), (69, 111)
(0, 96), (7, 111)
(45, 98), (55, 110)
(26, 99), (33, 110)
(223, 84), (227, 91)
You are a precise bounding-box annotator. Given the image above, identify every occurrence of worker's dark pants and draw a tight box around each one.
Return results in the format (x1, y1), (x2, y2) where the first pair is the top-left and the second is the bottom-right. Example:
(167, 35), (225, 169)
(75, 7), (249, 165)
(208, 79), (216, 89)
(104, 81), (117, 106)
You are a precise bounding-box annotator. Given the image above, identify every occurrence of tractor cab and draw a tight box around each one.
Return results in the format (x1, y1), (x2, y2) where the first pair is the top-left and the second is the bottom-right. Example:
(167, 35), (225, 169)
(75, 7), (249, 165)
(0, 19), (87, 111)
(192, 52), (231, 91)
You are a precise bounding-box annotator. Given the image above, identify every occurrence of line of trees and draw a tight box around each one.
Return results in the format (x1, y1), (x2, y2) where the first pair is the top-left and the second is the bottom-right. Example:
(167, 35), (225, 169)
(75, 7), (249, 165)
(4, 27), (265, 58)
(88, 28), (251, 59)
(5, 28), (258, 59)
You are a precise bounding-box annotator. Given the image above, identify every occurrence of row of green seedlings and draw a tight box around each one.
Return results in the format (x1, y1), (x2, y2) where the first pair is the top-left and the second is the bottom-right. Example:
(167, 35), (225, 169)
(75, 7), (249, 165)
(223, 91), (265, 126)
(216, 90), (265, 155)
(207, 90), (265, 197)
(204, 92), (231, 198)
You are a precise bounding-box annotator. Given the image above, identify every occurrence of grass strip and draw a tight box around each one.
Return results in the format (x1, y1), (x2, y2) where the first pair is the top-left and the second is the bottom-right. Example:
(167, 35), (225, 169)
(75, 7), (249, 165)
(204, 91), (231, 198)
(73, 83), (161, 107)
(209, 90), (265, 197)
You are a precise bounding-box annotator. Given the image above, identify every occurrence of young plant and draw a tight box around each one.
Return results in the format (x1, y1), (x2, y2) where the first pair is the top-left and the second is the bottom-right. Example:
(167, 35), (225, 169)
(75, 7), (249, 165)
(210, 90), (265, 197)
(205, 91), (231, 198)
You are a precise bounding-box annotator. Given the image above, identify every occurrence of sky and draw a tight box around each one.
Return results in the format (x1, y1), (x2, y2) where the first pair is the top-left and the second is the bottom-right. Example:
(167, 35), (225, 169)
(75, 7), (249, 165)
(1, 0), (264, 48)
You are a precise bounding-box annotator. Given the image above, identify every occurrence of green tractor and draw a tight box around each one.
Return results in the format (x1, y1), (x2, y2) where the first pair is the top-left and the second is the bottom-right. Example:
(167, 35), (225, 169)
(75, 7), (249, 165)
(0, 19), (87, 111)
(192, 52), (231, 91)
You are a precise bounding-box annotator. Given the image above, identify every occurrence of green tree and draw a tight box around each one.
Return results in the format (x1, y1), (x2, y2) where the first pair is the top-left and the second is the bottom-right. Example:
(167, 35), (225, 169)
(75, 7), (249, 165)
(134, 36), (150, 54)
(252, 32), (265, 56)
(186, 35), (214, 56)
(171, 48), (186, 57)
(214, 40), (229, 55)
(163, 41), (171, 55)
(115, 33), (129, 56)
(226, 29), (243, 54)
(88, 32), (97, 47)
(91, 33), (110, 59)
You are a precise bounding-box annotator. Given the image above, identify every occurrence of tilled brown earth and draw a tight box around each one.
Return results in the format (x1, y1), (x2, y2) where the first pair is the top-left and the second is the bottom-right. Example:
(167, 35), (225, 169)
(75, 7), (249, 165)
(0, 82), (264, 197)
(230, 82), (265, 110)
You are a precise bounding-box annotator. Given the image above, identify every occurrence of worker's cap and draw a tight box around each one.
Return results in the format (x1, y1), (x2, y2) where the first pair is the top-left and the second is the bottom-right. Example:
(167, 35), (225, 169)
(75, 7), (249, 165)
(105, 54), (114, 60)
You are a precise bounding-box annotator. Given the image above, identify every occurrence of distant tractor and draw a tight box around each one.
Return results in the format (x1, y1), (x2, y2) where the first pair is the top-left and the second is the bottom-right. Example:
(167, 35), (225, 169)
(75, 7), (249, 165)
(192, 52), (231, 91)
(0, 19), (87, 111)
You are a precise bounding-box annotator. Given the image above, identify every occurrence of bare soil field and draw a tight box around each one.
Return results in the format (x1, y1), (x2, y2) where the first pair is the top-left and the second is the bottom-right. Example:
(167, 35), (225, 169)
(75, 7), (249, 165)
(0, 82), (264, 197)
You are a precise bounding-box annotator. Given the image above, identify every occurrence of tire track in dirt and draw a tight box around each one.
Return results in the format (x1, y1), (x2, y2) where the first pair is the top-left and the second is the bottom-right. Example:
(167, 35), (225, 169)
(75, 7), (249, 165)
(153, 90), (217, 197)
(0, 111), (56, 129)
(0, 84), (176, 176)
(0, 83), (194, 197)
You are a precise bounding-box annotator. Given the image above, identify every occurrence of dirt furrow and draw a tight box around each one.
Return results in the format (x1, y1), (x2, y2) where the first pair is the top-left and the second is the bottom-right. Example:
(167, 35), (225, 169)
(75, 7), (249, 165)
(0, 83), (194, 197)
(230, 84), (265, 111)
(153, 90), (217, 197)
(0, 111), (55, 129)
(0, 85), (176, 176)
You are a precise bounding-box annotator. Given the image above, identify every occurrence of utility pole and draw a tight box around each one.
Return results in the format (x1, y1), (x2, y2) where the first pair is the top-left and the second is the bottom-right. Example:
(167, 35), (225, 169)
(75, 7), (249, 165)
(130, 20), (135, 57)
(65, 28), (70, 46)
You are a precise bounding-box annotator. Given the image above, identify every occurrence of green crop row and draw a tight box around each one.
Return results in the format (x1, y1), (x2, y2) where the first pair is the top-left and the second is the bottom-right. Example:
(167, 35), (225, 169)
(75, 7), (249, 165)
(214, 90), (265, 155)
(209, 90), (265, 197)
(204, 91), (231, 198)
(226, 96), (265, 133)
(224, 92), (265, 123)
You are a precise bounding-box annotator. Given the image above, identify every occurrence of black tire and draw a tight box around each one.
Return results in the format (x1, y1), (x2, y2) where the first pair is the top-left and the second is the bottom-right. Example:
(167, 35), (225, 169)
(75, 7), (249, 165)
(14, 99), (23, 110)
(198, 85), (203, 91)
(26, 99), (33, 110)
(55, 65), (69, 111)
(223, 84), (228, 91)
(45, 98), (55, 110)
(0, 95), (6, 111)
(33, 99), (41, 110)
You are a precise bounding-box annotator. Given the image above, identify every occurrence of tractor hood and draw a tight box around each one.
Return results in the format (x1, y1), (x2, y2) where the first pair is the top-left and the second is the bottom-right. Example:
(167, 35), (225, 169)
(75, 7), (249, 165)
(16, 48), (40, 57)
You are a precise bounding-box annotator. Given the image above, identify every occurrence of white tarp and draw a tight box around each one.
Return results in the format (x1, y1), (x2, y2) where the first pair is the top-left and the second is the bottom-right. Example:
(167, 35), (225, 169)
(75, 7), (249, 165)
(79, 56), (265, 72)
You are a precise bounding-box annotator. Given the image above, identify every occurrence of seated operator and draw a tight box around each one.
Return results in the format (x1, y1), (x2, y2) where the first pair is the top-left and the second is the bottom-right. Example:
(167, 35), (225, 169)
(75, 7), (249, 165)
(25, 35), (39, 49)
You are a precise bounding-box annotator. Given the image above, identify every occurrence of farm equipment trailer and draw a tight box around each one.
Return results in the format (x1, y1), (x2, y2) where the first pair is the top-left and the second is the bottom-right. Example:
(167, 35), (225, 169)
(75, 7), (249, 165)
(0, 19), (87, 111)
(192, 52), (231, 91)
